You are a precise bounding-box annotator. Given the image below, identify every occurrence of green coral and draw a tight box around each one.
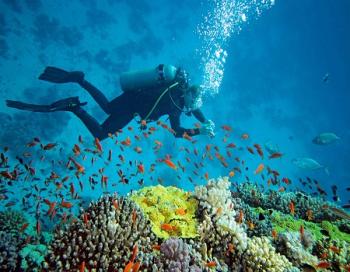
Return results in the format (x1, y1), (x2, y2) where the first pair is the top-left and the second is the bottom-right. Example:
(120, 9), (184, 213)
(270, 210), (350, 243)
(19, 244), (47, 271)
(130, 185), (199, 239)
(321, 221), (350, 243)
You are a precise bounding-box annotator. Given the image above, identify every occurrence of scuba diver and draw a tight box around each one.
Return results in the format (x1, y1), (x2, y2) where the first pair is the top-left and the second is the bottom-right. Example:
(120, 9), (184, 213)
(6, 65), (215, 140)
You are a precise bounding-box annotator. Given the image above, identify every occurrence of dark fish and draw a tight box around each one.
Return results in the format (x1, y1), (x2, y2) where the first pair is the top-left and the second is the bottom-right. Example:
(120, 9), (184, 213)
(258, 213), (265, 221)
(300, 263), (316, 272)
(331, 185), (337, 194)
(341, 204), (350, 209)
(322, 73), (329, 83)
(320, 229), (330, 236)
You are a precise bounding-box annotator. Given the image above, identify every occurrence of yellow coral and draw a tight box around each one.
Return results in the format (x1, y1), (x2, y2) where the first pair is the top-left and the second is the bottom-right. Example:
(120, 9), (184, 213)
(130, 185), (199, 239)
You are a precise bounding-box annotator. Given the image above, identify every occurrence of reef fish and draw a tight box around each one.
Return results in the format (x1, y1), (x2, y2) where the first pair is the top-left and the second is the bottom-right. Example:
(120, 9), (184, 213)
(312, 132), (340, 145)
(292, 157), (328, 174)
(264, 140), (279, 155)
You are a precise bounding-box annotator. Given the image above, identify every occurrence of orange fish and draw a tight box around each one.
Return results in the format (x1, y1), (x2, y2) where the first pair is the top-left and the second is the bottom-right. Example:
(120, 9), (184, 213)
(226, 143), (236, 148)
(134, 147), (142, 154)
(205, 261), (217, 268)
(299, 224), (304, 240)
(221, 125), (232, 131)
(278, 186), (286, 192)
(121, 136), (131, 146)
(94, 137), (103, 153)
(163, 157), (177, 170)
(204, 172), (209, 180)
(61, 200), (73, 209)
(282, 177), (291, 185)
(254, 163), (264, 174)
(83, 213), (89, 225)
(272, 229), (278, 240)
(132, 262), (141, 272)
(70, 183), (75, 197)
(241, 133), (249, 140)
(289, 201), (295, 216)
(132, 209), (137, 225)
(161, 223), (176, 232)
(182, 132), (193, 141)
(329, 245), (340, 254)
(269, 152), (283, 159)
(73, 144), (81, 156)
(20, 223), (29, 232)
(47, 201), (56, 216)
(237, 210), (244, 224)
(79, 261), (85, 272)
(229, 171), (235, 177)
(69, 157), (85, 174)
(316, 261), (331, 269)
(152, 244), (161, 251)
(175, 208), (187, 216)
(137, 163), (145, 174)
(112, 199), (119, 210)
(130, 244), (138, 262)
(123, 261), (134, 272)
(42, 143), (57, 150)
(306, 209), (313, 221)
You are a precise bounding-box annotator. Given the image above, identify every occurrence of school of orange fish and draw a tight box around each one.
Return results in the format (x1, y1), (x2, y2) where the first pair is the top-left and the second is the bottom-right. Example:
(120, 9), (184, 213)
(0, 119), (348, 271)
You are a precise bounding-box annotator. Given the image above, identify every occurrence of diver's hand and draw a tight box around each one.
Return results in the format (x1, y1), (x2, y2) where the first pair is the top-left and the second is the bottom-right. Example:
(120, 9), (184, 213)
(199, 119), (215, 137)
(39, 66), (85, 84)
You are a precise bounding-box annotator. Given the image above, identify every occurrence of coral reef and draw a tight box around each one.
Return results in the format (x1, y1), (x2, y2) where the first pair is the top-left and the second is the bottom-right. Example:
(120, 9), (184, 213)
(0, 209), (27, 236)
(194, 177), (248, 268)
(19, 244), (48, 271)
(275, 231), (318, 267)
(0, 230), (20, 271)
(242, 236), (293, 272)
(44, 195), (158, 271)
(235, 182), (343, 222)
(159, 238), (201, 272)
(314, 238), (350, 269)
(130, 185), (199, 239)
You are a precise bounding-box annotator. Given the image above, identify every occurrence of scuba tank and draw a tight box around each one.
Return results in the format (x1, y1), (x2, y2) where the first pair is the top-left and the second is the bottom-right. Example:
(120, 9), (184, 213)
(120, 64), (178, 92)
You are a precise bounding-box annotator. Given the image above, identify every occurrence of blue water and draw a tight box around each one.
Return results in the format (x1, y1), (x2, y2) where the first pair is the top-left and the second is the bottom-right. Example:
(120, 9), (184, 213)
(0, 0), (349, 223)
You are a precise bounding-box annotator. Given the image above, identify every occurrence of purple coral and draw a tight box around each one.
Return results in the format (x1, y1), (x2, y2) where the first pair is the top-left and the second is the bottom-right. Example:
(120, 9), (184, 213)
(160, 238), (201, 272)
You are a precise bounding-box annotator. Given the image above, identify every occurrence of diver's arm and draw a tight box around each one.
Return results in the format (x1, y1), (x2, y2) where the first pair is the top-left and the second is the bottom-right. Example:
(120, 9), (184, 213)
(169, 113), (200, 138)
(192, 108), (207, 123)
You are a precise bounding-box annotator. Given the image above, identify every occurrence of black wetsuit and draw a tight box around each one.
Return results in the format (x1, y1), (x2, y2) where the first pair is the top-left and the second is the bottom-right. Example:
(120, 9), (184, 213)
(74, 79), (206, 140)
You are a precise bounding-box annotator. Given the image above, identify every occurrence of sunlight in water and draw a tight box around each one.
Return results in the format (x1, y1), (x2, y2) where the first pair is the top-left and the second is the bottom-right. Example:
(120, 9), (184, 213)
(197, 0), (275, 96)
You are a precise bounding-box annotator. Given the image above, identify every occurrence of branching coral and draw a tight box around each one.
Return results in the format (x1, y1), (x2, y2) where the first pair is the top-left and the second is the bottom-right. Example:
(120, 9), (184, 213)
(275, 231), (318, 267)
(0, 209), (27, 236)
(160, 238), (201, 272)
(44, 195), (158, 271)
(0, 231), (20, 271)
(242, 236), (293, 272)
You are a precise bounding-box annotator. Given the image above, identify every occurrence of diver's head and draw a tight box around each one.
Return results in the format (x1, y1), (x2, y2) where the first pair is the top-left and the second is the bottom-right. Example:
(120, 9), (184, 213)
(184, 84), (203, 111)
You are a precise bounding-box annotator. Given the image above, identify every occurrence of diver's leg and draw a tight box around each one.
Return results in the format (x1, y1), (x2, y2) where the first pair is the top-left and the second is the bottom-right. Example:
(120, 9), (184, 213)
(79, 80), (111, 114)
(73, 106), (134, 140)
(6, 97), (86, 112)
(6, 100), (52, 112)
(101, 109), (135, 136)
(73, 107), (107, 140)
